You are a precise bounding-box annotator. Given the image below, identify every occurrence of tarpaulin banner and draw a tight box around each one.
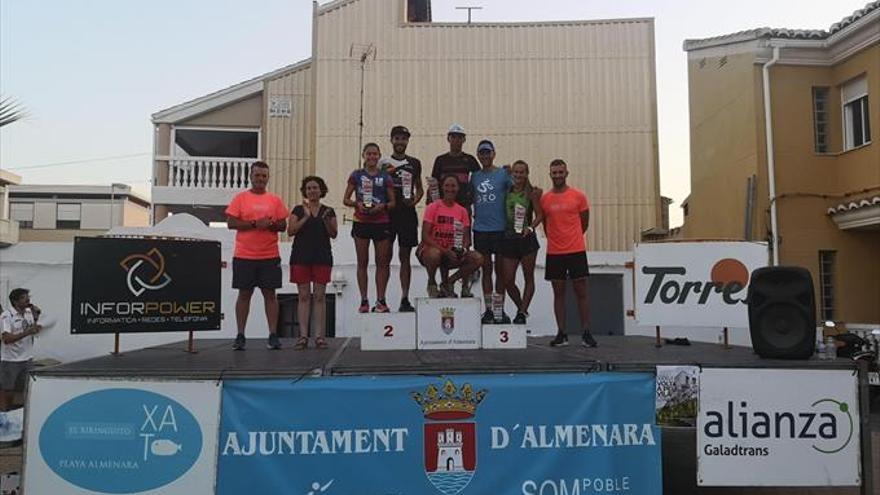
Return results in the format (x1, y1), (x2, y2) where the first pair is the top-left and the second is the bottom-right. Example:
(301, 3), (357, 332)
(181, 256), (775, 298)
(217, 373), (662, 495)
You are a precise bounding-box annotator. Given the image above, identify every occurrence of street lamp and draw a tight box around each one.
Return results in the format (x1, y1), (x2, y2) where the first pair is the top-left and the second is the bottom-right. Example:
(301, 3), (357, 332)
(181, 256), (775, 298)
(109, 183), (127, 228)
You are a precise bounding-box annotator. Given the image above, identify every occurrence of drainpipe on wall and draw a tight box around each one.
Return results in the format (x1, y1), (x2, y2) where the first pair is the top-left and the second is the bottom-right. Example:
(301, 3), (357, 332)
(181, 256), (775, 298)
(762, 45), (781, 265)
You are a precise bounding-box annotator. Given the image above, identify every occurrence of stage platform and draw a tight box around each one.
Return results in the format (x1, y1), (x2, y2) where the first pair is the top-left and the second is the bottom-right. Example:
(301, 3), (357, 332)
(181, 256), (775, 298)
(34, 335), (858, 379)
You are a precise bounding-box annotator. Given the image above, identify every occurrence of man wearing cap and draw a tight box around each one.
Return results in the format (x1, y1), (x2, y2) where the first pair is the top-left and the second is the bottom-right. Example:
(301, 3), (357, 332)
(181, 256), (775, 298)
(380, 125), (424, 312)
(431, 124), (480, 210)
(471, 139), (513, 323)
(431, 124), (481, 296)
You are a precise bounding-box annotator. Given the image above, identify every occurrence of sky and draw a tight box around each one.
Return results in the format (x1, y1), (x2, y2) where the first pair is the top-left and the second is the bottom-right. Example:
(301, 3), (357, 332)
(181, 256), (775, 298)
(0, 0), (873, 227)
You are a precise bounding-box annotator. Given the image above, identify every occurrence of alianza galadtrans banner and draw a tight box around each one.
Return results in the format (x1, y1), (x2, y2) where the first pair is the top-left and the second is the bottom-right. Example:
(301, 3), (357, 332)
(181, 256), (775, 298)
(70, 237), (221, 333)
(218, 373), (662, 495)
(24, 377), (221, 494)
(698, 369), (861, 486)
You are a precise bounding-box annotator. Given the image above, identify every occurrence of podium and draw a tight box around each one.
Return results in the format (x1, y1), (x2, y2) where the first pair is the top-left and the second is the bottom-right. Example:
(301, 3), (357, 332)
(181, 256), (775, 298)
(360, 313), (417, 350)
(481, 324), (527, 349)
(416, 297), (481, 349)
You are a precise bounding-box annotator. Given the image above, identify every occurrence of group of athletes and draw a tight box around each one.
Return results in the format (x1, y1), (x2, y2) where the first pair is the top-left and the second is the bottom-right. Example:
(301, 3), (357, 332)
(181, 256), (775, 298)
(225, 123), (596, 351)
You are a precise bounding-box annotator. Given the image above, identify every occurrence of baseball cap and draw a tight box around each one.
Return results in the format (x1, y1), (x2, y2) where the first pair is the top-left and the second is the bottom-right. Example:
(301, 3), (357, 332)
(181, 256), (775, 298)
(477, 140), (495, 153)
(390, 125), (410, 138)
(447, 123), (466, 136)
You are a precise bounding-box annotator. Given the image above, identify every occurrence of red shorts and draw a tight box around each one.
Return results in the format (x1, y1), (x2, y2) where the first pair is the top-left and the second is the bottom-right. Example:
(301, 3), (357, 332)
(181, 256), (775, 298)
(289, 264), (331, 284)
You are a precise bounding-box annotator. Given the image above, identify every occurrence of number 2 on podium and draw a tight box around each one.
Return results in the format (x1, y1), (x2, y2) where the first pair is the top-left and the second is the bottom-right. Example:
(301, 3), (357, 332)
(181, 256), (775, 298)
(384, 325), (394, 338)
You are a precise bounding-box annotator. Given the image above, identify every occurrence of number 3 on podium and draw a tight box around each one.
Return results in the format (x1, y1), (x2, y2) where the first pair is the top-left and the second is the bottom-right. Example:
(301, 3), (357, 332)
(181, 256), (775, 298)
(500, 330), (509, 343)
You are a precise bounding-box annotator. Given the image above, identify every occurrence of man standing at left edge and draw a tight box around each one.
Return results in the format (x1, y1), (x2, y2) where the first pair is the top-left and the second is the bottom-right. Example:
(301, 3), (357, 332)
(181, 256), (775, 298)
(226, 161), (288, 350)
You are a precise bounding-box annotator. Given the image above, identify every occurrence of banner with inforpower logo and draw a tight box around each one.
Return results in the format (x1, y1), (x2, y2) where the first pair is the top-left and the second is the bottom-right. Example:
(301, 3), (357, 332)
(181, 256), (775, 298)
(24, 377), (221, 494)
(697, 368), (860, 486)
(70, 237), (221, 333)
(634, 241), (768, 327)
(217, 373), (662, 495)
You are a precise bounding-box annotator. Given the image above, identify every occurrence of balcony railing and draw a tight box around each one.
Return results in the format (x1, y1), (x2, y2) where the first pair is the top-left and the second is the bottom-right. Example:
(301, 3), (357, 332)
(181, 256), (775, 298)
(168, 157), (256, 189)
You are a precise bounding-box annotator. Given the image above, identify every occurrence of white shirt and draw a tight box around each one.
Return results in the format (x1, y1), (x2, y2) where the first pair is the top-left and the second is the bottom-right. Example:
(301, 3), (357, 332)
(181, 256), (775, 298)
(0, 308), (35, 362)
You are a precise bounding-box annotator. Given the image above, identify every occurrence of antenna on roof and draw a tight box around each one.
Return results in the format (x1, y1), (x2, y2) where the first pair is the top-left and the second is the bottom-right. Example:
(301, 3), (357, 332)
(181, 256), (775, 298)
(455, 6), (482, 24)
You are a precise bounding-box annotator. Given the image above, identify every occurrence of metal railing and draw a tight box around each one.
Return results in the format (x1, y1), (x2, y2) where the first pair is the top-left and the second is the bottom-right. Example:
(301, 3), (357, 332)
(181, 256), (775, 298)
(168, 157), (256, 189)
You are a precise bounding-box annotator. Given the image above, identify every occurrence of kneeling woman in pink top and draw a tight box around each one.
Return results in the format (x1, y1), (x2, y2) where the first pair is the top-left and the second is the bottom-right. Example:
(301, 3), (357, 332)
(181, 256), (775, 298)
(416, 175), (483, 298)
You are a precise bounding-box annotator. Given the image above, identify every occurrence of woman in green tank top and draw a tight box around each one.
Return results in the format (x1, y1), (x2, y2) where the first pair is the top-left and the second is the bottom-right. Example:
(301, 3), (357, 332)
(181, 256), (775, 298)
(498, 160), (544, 324)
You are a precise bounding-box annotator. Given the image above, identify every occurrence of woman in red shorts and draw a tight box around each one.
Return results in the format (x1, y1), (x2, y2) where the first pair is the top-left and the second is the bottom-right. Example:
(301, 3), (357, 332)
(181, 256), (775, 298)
(287, 176), (337, 350)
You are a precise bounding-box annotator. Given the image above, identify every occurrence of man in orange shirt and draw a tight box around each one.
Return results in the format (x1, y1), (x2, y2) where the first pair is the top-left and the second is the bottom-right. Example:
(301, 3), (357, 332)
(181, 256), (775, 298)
(226, 161), (289, 350)
(539, 159), (597, 348)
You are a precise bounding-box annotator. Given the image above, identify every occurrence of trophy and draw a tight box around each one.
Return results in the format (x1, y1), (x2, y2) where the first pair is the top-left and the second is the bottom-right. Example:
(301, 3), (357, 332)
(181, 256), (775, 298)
(453, 219), (464, 253)
(514, 204), (527, 234)
(491, 293), (504, 323)
(427, 177), (440, 202)
(401, 170), (413, 200)
(361, 175), (374, 209)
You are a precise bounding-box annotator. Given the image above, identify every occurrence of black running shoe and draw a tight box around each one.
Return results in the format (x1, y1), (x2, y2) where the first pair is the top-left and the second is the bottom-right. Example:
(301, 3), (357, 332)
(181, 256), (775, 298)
(498, 312), (512, 324)
(513, 312), (527, 325)
(399, 298), (415, 312)
(232, 334), (246, 351)
(549, 334), (569, 347)
(267, 334), (282, 350)
(481, 309), (495, 324)
(581, 331), (598, 348)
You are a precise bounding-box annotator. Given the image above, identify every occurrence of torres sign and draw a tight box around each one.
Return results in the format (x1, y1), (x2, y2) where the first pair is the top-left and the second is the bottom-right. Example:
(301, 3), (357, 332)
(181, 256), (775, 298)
(634, 241), (768, 328)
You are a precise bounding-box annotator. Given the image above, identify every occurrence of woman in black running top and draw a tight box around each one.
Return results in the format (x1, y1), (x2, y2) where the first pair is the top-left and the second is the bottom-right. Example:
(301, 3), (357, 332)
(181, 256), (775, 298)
(287, 176), (337, 350)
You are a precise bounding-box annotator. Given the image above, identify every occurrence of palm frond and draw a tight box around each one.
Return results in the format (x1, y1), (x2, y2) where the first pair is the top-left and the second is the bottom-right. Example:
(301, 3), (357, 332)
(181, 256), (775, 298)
(0, 96), (28, 127)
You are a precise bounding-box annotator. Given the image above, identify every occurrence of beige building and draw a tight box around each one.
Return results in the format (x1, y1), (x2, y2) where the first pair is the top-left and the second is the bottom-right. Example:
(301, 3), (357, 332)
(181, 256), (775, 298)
(7, 184), (150, 242)
(680, 3), (879, 324)
(0, 169), (22, 247)
(152, 0), (661, 251)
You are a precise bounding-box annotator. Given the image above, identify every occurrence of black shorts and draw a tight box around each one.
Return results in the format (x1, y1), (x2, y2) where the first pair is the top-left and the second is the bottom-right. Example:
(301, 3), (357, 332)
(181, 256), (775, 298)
(473, 231), (505, 256)
(389, 208), (418, 248)
(352, 222), (392, 241)
(498, 232), (540, 259)
(545, 251), (590, 281)
(233, 257), (282, 290)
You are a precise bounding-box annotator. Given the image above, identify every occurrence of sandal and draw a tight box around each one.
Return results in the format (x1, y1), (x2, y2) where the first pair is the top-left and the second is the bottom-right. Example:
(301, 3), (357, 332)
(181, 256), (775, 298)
(315, 337), (328, 349)
(294, 336), (308, 350)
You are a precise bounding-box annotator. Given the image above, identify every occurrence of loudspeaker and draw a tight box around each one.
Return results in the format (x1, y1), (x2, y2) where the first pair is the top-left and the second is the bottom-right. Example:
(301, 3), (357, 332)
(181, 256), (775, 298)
(747, 266), (816, 359)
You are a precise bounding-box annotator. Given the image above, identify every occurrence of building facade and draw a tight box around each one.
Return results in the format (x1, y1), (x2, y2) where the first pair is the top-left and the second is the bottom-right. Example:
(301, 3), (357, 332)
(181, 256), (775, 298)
(7, 184), (150, 242)
(152, 0), (662, 251)
(0, 169), (22, 247)
(680, 2), (879, 324)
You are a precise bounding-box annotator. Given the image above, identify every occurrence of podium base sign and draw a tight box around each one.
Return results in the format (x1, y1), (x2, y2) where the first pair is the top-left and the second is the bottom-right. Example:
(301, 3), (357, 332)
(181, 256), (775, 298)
(482, 325), (527, 349)
(360, 313), (416, 350)
(416, 297), (481, 349)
